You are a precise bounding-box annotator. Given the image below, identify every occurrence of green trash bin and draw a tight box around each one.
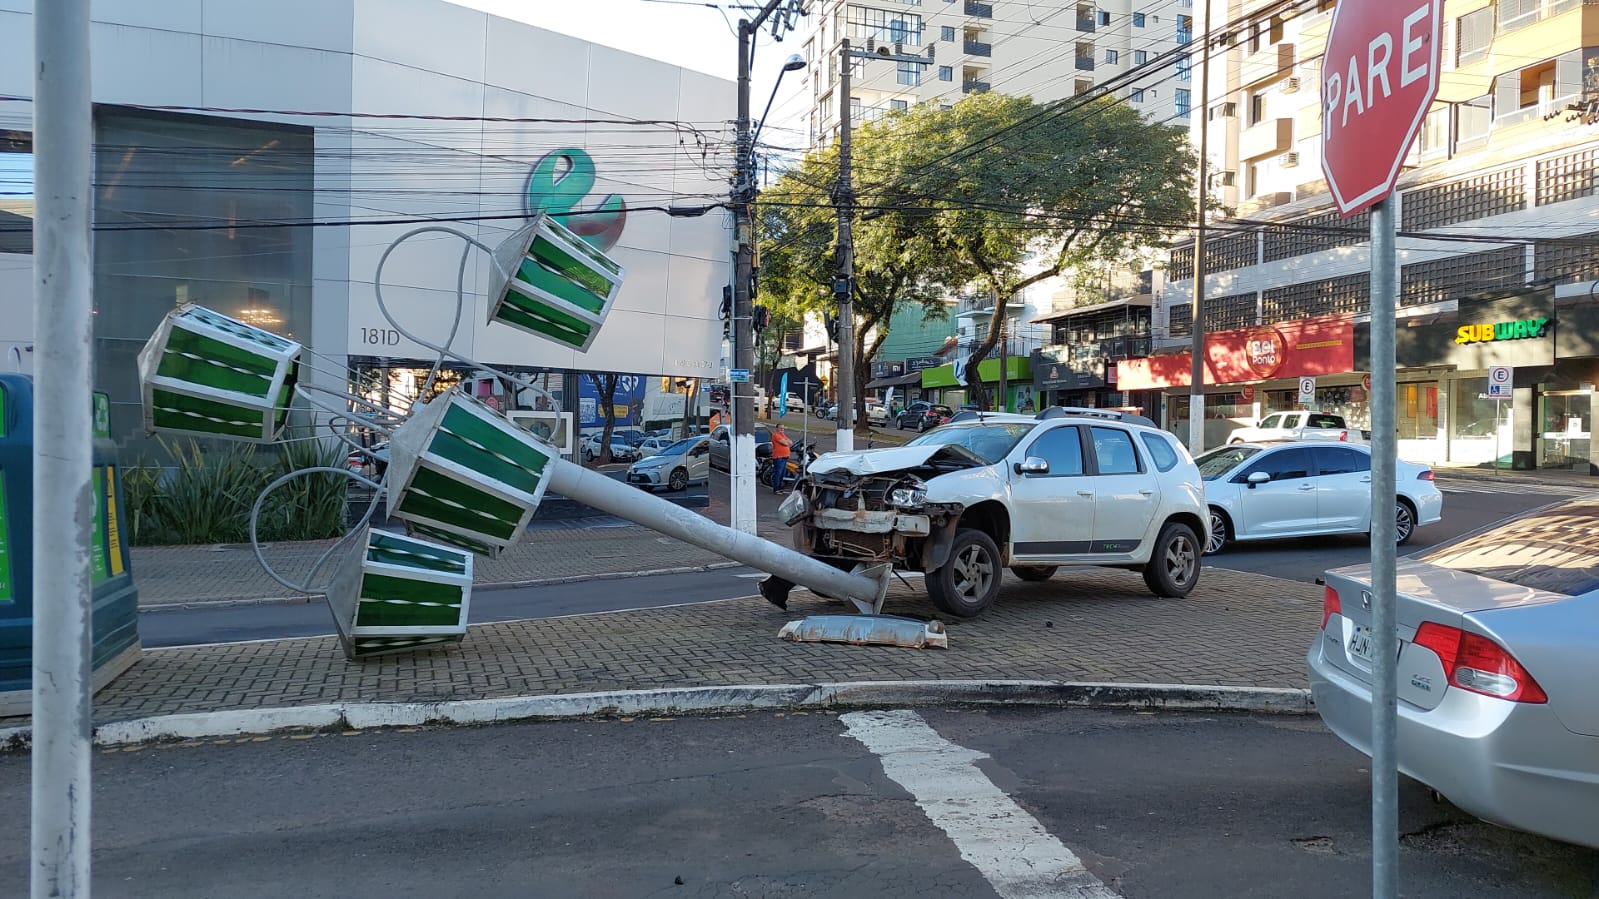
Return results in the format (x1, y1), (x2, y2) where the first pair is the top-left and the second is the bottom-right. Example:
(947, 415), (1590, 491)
(0, 374), (142, 717)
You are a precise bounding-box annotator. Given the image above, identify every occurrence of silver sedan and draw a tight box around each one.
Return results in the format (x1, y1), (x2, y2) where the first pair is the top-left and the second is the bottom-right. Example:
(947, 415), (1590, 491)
(1309, 496), (1599, 849)
(625, 436), (711, 492)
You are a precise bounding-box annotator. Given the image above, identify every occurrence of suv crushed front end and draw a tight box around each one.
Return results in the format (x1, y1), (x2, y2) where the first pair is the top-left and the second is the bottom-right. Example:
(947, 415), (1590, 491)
(777, 445), (984, 573)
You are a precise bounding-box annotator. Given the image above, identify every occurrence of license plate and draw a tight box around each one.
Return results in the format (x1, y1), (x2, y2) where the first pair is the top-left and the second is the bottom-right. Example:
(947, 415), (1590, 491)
(1347, 626), (1375, 664)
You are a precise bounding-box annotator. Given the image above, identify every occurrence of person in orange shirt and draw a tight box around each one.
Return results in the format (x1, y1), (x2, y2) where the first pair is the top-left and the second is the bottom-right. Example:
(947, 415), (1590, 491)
(770, 423), (793, 493)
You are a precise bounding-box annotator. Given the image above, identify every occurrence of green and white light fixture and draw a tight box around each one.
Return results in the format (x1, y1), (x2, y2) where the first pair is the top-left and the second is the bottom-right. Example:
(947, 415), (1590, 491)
(486, 214), (624, 352)
(136, 304), (301, 442)
(325, 528), (474, 660)
(385, 388), (555, 557)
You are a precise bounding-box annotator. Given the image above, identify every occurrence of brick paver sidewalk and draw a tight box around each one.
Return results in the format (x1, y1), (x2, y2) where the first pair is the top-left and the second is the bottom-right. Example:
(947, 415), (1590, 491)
(0, 566), (1319, 730)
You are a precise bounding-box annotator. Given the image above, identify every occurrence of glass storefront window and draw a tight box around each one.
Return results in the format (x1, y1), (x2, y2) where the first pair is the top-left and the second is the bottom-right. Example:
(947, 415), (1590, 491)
(1540, 391), (1592, 471)
(1450, 377), (1510, 466)
(1398, 381), (1439, 441)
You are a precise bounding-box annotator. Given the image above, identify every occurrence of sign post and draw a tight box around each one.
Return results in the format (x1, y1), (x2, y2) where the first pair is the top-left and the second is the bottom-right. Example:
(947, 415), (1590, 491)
(1488, 365), (1512, 474)
(1321, 0), (1442, 895)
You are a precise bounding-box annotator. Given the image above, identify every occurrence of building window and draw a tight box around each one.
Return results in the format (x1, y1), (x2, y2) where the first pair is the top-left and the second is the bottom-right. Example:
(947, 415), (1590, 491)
(891, 99), (908, 110)
(1175, 54), (1191, 81)
(939, 64), (953, 81)
(1455, 8), (1492, 65)
(1075, 41), (1096, 70)
(92, 108), (314, 452)
(1131, 88), (1146, 102)
(1134, 49), (1148, 64)
(1132, 11), (1146, 26)
(847, 5), (924, 46)
(1176, 14), (1192, 43)
(1075, 78), (1093, 95)
(1248, 92), (1267, 125)
(942, 25), (956, 41)
(1175, 88), (1191, 117)
(0, 130), (32, 255)
(898, 60), (922, 85)
(1105, 49), (1119, 64)
(1454, 95), (1492, 146)
(1098, 10), (1111, 25)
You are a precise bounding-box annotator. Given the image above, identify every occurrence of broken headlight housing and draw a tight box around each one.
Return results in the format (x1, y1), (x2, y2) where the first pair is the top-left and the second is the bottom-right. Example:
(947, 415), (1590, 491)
(777, 489), (809, 526)
(886, 476), (928, 511)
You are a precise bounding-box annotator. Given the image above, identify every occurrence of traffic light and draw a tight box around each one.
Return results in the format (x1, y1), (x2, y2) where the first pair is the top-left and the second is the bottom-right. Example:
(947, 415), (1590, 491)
(752, 304), (770, 336)
(720, 285), (732, 339)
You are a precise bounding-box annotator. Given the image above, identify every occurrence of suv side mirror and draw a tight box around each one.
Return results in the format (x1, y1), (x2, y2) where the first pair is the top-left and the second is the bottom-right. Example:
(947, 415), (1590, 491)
(1014, 456), (1050, 475)
(1246, 470), (1270, 488)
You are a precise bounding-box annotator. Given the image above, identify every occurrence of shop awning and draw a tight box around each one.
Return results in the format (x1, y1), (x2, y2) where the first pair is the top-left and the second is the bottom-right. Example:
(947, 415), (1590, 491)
(1117, 316), (1355, 391)
(866, 371), (924, 389)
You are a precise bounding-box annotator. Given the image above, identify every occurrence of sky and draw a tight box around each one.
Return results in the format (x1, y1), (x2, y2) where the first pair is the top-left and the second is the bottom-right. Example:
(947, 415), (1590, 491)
(446, 0), (812, 149)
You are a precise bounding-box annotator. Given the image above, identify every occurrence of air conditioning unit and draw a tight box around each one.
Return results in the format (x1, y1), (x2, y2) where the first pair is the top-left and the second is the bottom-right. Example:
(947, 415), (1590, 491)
(1282, 76), (1301, 93)
(1211, 101), (1238, 119)
(1279, 151), (1300, 168)
(1215, 170), (1237, 187)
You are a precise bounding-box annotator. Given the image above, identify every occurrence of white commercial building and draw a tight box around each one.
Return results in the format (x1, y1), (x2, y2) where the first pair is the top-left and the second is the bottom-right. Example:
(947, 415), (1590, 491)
(0, 0), (733, 450)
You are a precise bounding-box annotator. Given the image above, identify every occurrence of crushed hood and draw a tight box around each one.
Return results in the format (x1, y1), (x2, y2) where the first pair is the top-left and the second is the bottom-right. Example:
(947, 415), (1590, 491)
(807, 444), (978, 476)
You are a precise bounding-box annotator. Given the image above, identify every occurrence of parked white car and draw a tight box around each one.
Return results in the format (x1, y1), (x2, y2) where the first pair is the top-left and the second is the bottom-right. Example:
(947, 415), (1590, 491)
(1195, 442), (1442, 554)
(1228, 411), (1369, 445)
(866, 402), (889, 426)
(636, 437), (672, 458)
(769, 408), (1210, 617)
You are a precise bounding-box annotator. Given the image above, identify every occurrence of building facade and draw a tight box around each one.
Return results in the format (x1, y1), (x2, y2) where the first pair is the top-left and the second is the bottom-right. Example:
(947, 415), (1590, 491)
(799, 0), (1194, 144)
(1136, 0), (1599, 472)
(0, 0), (733, 451)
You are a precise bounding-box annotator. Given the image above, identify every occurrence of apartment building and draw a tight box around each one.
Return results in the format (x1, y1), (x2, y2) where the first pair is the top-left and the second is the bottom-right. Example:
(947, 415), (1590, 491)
(1137, 0), (1599, 473)
(799, 0), (1196, 147)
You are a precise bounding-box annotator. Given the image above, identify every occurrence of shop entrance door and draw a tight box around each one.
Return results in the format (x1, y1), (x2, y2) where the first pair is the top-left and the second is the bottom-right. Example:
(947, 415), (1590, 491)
(1539, 390), (1592, 471)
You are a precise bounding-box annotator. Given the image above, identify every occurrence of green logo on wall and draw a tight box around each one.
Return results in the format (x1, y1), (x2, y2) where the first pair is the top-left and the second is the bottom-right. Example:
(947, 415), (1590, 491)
(525, 148), (627, 252)
(0, 474), (11, 603)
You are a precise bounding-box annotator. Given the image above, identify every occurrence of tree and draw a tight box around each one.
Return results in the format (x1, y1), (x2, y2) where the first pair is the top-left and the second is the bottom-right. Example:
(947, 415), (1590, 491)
(869, 92), (1196, 406)
(758, 136), (958, 435)
(584, 372), (621, 464)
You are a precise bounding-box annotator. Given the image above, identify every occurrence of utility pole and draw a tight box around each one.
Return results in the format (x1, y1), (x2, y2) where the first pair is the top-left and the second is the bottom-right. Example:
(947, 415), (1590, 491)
(1187, 0), (1213, 455)
(732, 0), (804, 532)
(32, 0), (94, 896)
(833, 38), (931, 447)
(833, 40), (857, 451)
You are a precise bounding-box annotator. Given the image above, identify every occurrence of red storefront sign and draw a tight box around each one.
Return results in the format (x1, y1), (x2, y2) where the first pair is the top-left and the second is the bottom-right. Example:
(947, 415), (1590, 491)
(1116, 317), (1355, 391)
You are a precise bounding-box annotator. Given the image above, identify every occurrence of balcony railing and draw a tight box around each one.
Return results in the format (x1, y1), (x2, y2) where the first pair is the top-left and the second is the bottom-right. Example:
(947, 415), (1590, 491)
(1075, 55), (1095, 71)
(1077, 14), (1096, 31)
(964, 39), (993, 56)
(965, 0), (993, 17)
(963, 79), (991, 93)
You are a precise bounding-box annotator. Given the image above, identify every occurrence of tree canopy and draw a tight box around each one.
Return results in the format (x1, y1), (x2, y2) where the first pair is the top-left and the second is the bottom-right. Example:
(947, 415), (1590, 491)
(757, 90), (1196, 417)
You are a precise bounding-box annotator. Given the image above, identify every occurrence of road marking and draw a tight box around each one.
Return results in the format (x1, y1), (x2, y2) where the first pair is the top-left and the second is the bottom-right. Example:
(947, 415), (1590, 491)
(841, 709), (1122, 899)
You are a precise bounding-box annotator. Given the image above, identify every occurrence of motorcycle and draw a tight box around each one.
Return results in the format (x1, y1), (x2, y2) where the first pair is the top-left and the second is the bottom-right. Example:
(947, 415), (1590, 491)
(770, 441), (818, 491)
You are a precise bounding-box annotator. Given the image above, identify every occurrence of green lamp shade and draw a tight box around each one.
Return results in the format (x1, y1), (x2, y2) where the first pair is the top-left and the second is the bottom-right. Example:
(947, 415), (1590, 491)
(326, 528), (474, 660)
(385, 388), (555, 558)
(486, 214), (624, 352)
(136, 304), (302, 443)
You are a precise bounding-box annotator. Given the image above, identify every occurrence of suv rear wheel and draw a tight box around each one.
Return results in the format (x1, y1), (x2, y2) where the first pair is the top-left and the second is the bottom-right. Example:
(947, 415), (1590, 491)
(1142, 522), (1200, 597)
(928, 528), (1002, 618)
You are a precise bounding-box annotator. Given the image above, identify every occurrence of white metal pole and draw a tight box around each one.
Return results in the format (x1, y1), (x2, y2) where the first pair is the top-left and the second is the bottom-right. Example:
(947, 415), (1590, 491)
(31, 0), (95, 896)
(1369, 197), (1399, 899)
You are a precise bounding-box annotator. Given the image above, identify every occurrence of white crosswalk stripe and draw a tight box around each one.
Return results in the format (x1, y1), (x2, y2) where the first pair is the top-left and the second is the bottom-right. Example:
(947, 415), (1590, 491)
(1436, 479), (1594, 497)
(842, 709), (1123, 899)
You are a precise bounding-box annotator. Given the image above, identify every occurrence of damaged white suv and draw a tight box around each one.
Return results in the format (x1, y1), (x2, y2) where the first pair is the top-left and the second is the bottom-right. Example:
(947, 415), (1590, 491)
(764, 408), (1209, 618)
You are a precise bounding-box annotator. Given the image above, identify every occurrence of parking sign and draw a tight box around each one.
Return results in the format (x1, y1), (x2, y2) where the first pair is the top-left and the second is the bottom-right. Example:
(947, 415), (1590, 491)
(1297, 376), (1316, 404)
(1488, 365), (1513, 399)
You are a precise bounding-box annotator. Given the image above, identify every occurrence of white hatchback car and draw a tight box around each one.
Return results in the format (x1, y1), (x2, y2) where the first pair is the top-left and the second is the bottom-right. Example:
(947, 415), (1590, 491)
(1195, 442), (1443, 554)
(768, 408), (1210, 617)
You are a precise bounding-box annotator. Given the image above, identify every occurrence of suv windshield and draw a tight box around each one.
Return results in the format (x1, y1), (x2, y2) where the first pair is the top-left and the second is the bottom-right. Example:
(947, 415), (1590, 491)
(906, 423), (1035, 463)
(1194, 445), (1262, 480)
(1414, 498), (1599, 596)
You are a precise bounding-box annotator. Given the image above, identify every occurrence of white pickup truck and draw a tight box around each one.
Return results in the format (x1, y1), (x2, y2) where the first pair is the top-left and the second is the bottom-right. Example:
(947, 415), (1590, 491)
(1228, 411), (1370, 445)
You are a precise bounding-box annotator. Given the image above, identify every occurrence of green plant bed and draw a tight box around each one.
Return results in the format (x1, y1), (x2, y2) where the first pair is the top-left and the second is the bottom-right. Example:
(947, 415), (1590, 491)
(123, 435), (349, 546)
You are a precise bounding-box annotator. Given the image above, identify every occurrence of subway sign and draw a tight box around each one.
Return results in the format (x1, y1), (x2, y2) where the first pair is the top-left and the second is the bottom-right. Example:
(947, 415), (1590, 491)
(1455, 317), (1549, 345)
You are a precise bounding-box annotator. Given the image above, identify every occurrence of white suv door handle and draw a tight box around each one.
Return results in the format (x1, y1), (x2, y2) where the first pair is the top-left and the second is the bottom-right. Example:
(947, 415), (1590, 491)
(1139, 489), (1155, 496)
(1360, 476), (1372, 483)
(1077, 490), (1094, 497)
(1298, 484), (1315, 491)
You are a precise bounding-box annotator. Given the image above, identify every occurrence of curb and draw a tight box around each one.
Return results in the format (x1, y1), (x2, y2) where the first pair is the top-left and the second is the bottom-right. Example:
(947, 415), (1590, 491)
(137, 561), (749, 612)
(0, 681), (1313, 750)
(1433, 469), (1596, 489)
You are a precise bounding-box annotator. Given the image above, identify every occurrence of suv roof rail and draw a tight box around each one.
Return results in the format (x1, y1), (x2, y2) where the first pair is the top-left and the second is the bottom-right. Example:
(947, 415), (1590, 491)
(1035, 406), (1158, 428)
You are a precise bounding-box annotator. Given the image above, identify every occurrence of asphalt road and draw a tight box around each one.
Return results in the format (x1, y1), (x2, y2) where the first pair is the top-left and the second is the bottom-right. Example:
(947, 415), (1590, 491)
(139, 474), (1575, 647)
(1, 707), (1591, 897)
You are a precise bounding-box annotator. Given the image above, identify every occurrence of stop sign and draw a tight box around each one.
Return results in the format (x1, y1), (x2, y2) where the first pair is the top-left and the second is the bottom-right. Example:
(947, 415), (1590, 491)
(1320, 0), (1442, 216)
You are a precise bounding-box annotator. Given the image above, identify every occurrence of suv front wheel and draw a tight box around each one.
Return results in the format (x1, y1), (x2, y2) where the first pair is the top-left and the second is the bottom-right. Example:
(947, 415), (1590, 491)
(1142, 522), (1200, 597)
(927, 528), (1003, 618)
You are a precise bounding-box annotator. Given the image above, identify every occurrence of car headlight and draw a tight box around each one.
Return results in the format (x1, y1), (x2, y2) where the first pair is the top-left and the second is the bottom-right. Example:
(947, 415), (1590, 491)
(886, 477), (927, 510)
(777, 490), (809, 526)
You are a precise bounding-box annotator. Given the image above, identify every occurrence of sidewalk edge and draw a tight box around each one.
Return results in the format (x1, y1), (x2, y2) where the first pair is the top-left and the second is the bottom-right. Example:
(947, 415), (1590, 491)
(0, 681), (1312, 750)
